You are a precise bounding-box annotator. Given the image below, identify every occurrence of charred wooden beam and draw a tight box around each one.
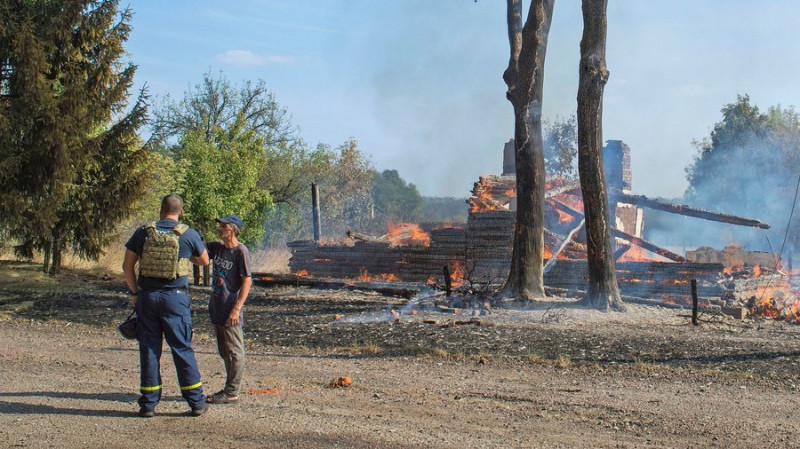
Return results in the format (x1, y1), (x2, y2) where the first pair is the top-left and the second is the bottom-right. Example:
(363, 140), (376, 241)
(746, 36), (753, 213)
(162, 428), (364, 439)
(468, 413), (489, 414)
(549, 197), (687, 262)
(545, 180), (581, 198)
(346, 230), (388, 244)
(613, 243), (632, 261)
(253, 273), (420, 298)
(611, 228), (687, 263)
(548, 198), (584, 220)
(543, 219), (585, 274)
(614, 191), (770, 229)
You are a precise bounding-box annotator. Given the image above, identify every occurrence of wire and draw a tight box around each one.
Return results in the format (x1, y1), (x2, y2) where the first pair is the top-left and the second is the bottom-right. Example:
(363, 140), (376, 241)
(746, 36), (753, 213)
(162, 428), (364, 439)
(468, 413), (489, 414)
(755, 174), (800, 305)
(776, 174), (800, 268)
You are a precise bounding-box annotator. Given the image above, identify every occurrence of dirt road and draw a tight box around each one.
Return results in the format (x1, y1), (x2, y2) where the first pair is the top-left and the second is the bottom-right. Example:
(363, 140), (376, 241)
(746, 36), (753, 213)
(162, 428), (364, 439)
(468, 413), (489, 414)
(1, 261), (800, 448)
(0, 319), (798, 448)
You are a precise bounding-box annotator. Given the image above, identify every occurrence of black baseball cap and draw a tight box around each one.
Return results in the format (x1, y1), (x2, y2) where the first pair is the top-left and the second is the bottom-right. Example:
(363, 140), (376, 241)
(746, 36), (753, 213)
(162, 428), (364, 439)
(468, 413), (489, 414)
(215, 214), (243, 229)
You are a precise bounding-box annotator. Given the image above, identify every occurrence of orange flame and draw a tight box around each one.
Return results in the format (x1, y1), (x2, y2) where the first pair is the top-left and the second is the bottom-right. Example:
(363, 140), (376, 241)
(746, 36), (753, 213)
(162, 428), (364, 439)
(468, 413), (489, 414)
(356, 268), (400, 283)
(556, 209), (573, 223)
(544, 247), (553, 260)
(786, 301), (800, 323)
(377, 273), (400, 282)
(616, 245), (661, 263)
(469, 177), (511, 212)
(295, 270), (309, 277)
(449, 260), (465, 287)
(751, 296), (782, 319)
(385, 223), (431, 247)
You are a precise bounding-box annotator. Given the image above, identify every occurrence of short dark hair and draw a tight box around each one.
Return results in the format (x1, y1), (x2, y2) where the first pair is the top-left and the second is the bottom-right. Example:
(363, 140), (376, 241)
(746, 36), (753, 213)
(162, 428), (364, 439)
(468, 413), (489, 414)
(160, 194), (184, 216)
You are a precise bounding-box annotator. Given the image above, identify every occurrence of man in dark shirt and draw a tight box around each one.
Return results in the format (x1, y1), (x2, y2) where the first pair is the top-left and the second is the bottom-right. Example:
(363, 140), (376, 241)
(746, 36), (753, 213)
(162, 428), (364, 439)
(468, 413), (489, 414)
(122, 194), (209, 418)
(205, 214), (252, 404)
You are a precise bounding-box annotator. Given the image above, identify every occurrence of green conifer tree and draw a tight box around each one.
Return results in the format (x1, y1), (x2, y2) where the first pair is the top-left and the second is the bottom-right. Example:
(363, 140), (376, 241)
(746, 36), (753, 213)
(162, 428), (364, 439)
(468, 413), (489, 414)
(0, 0), (149, 273)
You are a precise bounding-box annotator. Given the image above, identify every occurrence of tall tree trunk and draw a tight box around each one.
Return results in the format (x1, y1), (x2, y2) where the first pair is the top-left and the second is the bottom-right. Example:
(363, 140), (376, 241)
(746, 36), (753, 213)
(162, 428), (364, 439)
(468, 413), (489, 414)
(500, 0), (555, 301)
(576, 0), (623, 310)
(50, 242), (62, 276)
(42, 240), (51, 274)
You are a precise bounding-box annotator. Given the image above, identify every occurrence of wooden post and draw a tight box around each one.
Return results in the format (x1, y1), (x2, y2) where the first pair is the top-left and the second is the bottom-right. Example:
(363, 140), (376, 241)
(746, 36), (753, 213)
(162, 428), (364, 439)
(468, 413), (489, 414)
(691, 279), (698, 325)
(202, 239), (210, 286)
(311, 183), (321, 242)
(443, 265), (452, 297)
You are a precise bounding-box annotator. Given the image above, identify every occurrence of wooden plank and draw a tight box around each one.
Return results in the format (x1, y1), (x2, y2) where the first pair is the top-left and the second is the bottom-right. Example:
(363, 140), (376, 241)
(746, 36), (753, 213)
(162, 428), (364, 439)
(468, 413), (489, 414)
(615, 191), (771, 229)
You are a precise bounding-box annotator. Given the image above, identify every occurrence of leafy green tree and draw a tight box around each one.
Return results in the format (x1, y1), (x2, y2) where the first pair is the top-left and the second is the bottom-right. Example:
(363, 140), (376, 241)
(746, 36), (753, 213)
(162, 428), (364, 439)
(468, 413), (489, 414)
(151, 71), (301, 248)
(261, 138), (376, 243)
(261, 140), (337, 205)
(684, 94), (800, 255)
(0, 0), (149, 274)
(318, 139), (375, 237)
(260, 141), (337, 244)
(152, 71), (294, 147)
(544, 115), (578, 179)
(176, 126), (272, 246)
(372, 169), (423, 224)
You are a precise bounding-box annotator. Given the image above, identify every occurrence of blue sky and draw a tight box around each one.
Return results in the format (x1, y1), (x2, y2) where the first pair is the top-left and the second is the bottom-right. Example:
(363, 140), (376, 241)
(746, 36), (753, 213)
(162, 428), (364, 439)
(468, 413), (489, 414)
(126, 1), (800, 199)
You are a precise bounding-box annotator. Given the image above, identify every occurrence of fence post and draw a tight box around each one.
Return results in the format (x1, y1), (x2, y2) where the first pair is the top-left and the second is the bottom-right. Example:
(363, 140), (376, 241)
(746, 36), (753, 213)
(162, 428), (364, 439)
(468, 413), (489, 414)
(312, 183), (321, 243)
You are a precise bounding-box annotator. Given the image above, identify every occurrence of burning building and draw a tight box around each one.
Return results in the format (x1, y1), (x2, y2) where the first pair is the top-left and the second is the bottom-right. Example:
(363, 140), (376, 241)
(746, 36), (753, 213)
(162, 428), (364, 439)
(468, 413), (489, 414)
(286, 140), (787, 311)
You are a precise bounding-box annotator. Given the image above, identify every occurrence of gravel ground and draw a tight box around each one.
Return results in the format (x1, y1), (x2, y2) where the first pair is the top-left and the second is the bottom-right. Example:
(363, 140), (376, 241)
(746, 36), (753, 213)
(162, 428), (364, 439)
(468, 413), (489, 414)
(1, 260), (800, 448)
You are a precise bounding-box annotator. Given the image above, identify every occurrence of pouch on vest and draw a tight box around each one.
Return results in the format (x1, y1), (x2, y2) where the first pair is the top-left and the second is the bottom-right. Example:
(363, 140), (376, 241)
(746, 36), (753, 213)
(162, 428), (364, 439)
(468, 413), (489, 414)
(139, 222), (192, 279)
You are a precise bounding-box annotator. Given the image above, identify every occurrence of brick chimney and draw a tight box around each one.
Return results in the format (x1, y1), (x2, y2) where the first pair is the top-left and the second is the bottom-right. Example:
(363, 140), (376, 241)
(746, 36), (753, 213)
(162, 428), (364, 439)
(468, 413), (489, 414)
(602, 140), (632, 193)
(502, 139), (515, 175)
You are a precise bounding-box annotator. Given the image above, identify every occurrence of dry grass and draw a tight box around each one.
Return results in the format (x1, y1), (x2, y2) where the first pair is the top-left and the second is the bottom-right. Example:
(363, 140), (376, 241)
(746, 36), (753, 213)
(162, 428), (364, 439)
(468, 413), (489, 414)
(527, 354), (546, 365)
(554, 354), (573, 369)
(338, 343), (382, 356)
(0, 229), (291, 275)
(633, 358), (659, 373)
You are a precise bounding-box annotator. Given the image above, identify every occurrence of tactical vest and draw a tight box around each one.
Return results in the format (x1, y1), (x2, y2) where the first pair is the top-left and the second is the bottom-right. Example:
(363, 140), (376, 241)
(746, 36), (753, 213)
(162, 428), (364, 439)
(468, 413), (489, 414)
(139, 222), (192, 279)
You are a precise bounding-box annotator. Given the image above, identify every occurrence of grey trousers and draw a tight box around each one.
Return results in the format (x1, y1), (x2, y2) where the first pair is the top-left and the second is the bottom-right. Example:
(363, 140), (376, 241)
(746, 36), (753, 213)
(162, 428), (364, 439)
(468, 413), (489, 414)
(214, 324), (245, 396)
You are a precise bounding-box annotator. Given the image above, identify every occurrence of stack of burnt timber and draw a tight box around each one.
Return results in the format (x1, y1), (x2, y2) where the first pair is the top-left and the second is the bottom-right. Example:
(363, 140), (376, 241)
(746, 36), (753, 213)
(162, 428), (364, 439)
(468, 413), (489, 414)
(466, 210), (514, 280)
(397, 227), (466, 282)
(468, 175), (516, 212)
(288, 228), (467, 283)
(287, 240), (403, 279)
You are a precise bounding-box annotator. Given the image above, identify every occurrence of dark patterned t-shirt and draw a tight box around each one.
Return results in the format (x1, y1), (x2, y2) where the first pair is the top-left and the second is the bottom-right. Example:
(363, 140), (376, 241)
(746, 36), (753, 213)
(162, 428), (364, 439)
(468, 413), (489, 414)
(207, 241), (252, 325)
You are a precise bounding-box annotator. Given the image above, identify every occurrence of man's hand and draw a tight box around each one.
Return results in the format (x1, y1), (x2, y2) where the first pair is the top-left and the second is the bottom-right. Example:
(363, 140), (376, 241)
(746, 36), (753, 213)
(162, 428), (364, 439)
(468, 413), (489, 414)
(122, 250), (139, 308)
(226, 276), (251, 327)
(226, 308), (241, 327)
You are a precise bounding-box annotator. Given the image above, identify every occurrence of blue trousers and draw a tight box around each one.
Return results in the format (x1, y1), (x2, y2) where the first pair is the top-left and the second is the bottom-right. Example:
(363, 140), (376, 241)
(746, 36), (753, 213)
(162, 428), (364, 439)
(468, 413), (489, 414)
(136, 289), (205, 410)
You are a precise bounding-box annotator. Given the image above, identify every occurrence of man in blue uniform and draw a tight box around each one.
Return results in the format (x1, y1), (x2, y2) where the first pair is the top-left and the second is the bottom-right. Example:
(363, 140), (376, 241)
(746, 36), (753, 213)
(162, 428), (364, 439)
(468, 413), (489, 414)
(122, 194), (209, 418)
